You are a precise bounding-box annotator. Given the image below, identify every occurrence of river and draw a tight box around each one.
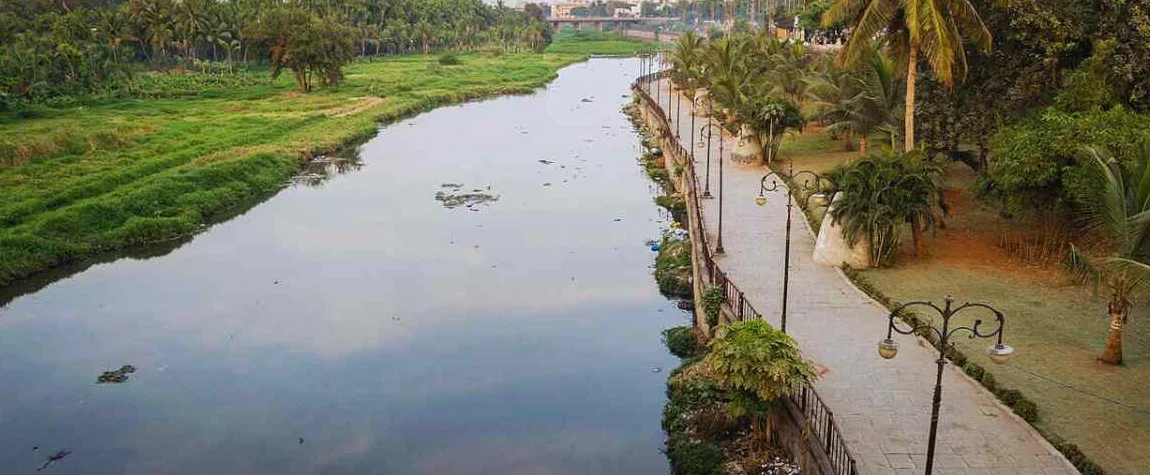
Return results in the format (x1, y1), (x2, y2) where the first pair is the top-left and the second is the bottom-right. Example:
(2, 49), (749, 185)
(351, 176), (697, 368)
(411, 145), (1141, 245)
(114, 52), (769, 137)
(0, 58), (682, 474)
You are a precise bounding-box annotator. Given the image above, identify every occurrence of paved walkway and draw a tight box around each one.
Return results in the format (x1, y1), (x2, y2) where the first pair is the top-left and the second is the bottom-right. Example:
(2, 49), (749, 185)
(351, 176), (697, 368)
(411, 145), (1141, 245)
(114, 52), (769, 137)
(649, 78), (1079, 475)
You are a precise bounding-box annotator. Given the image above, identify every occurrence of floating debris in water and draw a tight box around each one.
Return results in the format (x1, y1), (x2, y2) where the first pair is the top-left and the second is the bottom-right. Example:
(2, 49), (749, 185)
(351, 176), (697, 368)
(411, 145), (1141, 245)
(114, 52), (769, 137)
(434, 183), (499, 210)
(96, 365), (137, 384)
(542, 183), (552, 187)
(651, 367), (662, 373)
(37, 449), (71, 472)
(581, 98), (594, 103)
(538, 160), (554, 165)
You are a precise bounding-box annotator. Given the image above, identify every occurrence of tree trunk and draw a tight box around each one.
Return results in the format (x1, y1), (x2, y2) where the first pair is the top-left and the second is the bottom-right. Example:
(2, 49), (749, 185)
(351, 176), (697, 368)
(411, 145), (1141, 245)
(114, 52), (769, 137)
(905, 44), (918, 152)
(859, 134), (867, 156)
(1099, 305), (1125, 365)
(911, 213), (924, 258)
(977, 133), (990, 171)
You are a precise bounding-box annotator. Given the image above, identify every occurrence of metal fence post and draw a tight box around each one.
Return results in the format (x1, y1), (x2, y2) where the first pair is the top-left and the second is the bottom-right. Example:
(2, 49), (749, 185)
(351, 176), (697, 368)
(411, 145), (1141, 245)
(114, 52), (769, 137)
(825, 413), (834, 454)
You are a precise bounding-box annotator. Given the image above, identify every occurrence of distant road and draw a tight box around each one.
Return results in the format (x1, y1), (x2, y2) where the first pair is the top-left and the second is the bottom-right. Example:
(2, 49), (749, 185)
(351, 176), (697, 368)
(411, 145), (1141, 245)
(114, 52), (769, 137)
(622, 29), (678, 42)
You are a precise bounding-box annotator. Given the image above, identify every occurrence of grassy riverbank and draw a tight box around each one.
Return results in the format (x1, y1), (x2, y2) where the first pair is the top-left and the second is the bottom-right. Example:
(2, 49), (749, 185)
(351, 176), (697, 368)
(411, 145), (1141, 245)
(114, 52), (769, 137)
(0, 53), (585, 287)
(779, 129), (1150, 475)
(545, 29), (660, 55)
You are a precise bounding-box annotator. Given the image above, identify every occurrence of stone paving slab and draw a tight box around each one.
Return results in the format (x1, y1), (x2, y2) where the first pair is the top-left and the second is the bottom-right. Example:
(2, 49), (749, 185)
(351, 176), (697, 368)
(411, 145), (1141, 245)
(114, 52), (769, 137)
(649, 78), (1079, 475)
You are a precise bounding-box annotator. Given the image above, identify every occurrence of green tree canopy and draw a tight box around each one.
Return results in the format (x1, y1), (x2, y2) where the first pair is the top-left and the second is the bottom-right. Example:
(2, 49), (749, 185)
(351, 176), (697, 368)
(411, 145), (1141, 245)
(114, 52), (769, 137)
(245, 7), (356, 92)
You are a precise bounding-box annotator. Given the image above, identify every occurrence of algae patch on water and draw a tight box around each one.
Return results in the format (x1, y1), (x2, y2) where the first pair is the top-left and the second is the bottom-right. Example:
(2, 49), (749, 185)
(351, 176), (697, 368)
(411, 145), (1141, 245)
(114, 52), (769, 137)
(434, 183), (499, 210)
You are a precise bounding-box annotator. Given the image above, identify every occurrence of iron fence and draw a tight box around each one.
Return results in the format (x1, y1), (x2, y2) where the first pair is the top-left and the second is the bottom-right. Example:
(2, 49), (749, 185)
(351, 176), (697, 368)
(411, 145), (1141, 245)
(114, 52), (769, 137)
(633, 71), (859, 475)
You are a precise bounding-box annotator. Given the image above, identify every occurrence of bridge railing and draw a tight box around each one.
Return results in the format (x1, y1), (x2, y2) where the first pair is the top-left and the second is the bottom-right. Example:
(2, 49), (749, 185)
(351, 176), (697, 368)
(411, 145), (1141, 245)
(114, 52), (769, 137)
(633, 71), (858, 475)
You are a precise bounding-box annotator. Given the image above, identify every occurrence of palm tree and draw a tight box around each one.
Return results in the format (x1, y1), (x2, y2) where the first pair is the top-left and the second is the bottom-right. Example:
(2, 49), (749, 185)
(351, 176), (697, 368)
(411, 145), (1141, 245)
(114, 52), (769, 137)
(827, 149), (944, 264)
(416, 20), (432, 53)
(805, 47), (902, 154)
(173, 0), (206, 66)
(1069, 140), (1150, 365)
(739, 95), (803, 164)
(703, 36), (752, 128)
(764, 40), (809, 104)
(822, 0), (996, 152)
(669, 31), (706, 95)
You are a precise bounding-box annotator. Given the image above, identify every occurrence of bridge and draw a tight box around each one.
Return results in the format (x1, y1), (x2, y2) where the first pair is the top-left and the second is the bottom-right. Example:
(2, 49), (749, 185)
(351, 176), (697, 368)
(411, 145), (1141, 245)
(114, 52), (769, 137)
(547, 16), (674, 32)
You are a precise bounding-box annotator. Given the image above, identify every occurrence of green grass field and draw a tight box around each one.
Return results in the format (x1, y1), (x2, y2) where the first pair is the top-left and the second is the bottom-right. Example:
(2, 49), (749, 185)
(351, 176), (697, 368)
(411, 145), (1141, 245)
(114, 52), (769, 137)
(544, 28), (661, 55)
(778, 129), (1150, 475)
(0, 53), (585, 286)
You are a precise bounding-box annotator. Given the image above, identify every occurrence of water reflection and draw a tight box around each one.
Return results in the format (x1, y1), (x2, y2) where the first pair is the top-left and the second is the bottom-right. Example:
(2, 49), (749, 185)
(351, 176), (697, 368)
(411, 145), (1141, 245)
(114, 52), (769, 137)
(0, 58), (680, 475)
(291, 154), (365, 188)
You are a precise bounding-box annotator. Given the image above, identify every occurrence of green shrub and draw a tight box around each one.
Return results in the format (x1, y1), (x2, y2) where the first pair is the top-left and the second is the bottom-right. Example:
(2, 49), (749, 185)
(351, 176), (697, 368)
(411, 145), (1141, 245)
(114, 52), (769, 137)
(705, 319), (818, 402)
(655, 236), (693, 298)
(656, 194), (688, 216)
(1012, 399), (1040, 423)
(962, 362), (986, 380)
(667, 440), (725, 475)
(944, 345), (967, 366)
(980, 372), (997, 392)
(1051, 440), (1107, 475)
(664, 326), (701, 359)
(986, 106), (1150, 214)
(995, 388), (1024, 407)
(701, 287), (724, 327)
(438, 53), (462, 65)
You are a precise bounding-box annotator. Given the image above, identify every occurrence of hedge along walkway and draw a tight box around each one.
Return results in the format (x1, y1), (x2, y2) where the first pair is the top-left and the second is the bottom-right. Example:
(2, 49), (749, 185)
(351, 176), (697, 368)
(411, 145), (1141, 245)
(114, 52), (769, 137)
(650, 78), (1079, 475)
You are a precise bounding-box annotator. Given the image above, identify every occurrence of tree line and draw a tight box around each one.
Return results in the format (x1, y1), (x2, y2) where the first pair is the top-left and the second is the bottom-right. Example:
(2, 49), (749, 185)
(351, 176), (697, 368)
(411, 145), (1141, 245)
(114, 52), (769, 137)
(0, 0), (553, 105)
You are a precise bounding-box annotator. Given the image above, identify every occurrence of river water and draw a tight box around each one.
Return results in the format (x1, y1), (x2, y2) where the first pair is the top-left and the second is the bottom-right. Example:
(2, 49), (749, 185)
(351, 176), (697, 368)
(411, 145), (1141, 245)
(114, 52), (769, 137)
(0, 58), (682, 474)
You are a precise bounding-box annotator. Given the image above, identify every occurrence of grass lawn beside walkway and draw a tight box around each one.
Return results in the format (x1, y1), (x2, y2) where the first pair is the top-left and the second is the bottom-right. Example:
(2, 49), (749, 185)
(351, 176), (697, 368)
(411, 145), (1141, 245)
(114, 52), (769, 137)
(777, 128), (1150, 475)
(0, 53), (585, 287)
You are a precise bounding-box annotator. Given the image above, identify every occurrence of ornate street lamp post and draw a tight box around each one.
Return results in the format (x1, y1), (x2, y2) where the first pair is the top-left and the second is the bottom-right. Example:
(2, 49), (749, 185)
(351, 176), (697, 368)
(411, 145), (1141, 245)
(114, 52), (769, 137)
(657, 53), (667, 107)
(673, 80), (682, 139)
(645, 47), (653, 94)
(688, 92), (696, 161)
(755, 163), (831, 333)
(695, 97), (713, 198)
(878, 296), (1015, 475)
(699, 122), (725, 254)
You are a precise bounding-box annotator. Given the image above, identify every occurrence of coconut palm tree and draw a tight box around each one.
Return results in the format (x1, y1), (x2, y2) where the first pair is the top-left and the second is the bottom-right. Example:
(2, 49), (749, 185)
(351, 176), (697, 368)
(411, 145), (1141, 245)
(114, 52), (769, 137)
(764, 40), (809, 104)
(805, 47), (902, 154)
(1069, 140), (1150, 365)
(822, 0), (996, 152)
(703, 36), (752, 128)
(669, 31), (706, 93)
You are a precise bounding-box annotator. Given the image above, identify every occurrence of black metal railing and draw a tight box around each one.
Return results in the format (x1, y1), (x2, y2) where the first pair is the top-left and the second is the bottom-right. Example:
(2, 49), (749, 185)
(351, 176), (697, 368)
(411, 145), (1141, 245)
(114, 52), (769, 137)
(633, 71), (858, 475)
